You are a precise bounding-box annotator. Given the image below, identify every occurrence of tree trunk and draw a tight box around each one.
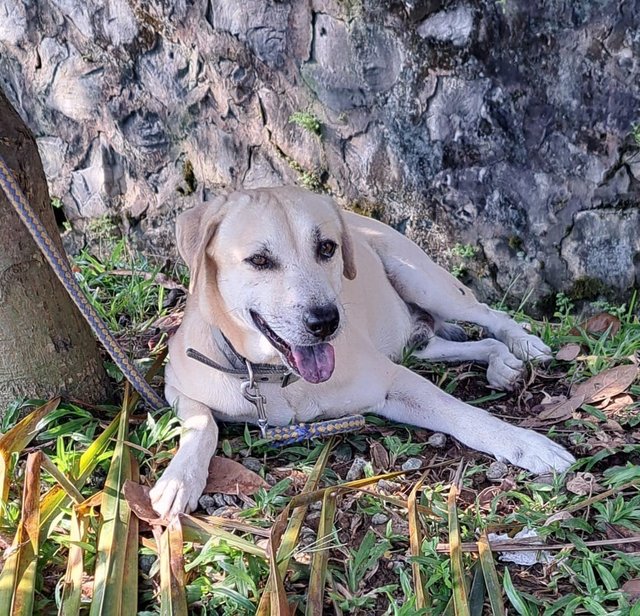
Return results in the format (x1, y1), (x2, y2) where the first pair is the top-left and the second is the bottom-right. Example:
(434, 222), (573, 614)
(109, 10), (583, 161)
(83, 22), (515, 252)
(0, 88), (109, 411)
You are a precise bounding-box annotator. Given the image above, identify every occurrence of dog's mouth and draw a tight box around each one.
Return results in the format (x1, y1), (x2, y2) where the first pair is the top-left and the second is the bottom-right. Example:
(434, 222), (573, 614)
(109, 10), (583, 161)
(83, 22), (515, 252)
(250, 310), (335, 384)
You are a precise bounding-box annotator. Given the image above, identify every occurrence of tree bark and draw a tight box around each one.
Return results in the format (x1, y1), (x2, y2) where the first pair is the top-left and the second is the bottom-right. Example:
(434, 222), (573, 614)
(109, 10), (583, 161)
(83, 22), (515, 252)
(0, 88), (108, 411)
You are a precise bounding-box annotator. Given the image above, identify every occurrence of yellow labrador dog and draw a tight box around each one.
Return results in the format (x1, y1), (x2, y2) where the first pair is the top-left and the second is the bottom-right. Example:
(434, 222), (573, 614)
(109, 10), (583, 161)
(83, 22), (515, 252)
(150, 186), (574, 517)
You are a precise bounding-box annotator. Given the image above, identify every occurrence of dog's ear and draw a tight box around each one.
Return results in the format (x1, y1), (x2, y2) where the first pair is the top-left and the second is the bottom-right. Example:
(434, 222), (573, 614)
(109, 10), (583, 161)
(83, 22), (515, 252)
(333, 208), (357, 280)
(176, 196), (228, 294)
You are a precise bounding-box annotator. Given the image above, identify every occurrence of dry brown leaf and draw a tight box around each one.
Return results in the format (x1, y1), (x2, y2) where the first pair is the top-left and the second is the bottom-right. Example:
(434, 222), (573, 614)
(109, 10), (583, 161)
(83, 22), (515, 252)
(566, 472), (604, 496)
(571, 365), (638, 404)
(573, 312), (621, 338)
(477, 477), (516, 510)
(602, 394), (634, 414)
(556, 343), (581, 361)
(123, 480), (167, 525)
(522, 395), (584, 426)
(370, 441), (390, 472)
(621, 578), (640, 601)
(204, 456), (269, 495)
(543, 511), (573, 526)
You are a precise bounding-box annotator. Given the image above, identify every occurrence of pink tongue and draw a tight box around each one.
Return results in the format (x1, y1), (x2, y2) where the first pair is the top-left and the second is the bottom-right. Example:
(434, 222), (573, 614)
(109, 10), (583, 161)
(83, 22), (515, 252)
(291, 343), (335, 383)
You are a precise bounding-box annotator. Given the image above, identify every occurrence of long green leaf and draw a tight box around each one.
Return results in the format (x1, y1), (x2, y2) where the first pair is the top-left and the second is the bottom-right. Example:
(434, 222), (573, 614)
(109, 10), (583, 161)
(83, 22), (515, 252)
(180, 514), (266, 558)
(157, 518), (188, 616)
(121, 452), (139, 613)
(408, 477), (428, 610)
(448, 485), (470, 616)
(478, 532), (506, 615)
(58, 504), (91, 616)
(0, 398), (59, 507)
(257, 439), (334, 616)
(90, 389), (135, 616)
(0, 451), (42, 616)
(306, 490), (337, 616)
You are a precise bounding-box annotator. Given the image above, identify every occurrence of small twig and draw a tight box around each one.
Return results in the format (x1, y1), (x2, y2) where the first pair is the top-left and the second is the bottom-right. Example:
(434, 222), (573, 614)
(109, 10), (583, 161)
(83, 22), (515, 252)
(436, 535), (640, 554)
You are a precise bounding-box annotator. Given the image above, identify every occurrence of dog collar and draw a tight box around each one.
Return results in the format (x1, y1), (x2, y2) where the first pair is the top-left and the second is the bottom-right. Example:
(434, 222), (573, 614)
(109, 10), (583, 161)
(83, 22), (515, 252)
(186, 333), (364, 445)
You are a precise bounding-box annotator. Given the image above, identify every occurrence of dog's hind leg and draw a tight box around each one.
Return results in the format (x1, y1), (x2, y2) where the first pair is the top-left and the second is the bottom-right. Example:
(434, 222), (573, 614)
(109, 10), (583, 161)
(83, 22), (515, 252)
(355, 216), (552, 362)
(412, 337), (524, 390)
(150, 386), (218, 518)
(376, 361), (574, 473)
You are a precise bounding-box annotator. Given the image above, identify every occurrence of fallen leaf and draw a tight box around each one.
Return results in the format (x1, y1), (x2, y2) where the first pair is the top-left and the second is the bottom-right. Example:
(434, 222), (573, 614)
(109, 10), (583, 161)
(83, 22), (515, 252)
(621, 578), (640, 601)
(566, 472), (604, 496)
(370, 442), (390, 472)
(571, 312), (621, 338)
(602, 394), (634, 414)
(477, 477), (516, 509)
(204, 456), (269, 495)
(522, 395), (584, 426)
(571, 365), (638, 404)
(123, 480), (166, 525)
(556, 343), (581, 361)
(543, 511), (574, 526)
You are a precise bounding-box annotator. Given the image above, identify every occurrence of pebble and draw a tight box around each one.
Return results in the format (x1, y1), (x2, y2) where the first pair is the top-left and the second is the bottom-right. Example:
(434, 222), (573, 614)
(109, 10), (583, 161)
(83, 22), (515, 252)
(346, 456), (367, 481)
(486, 461), (509, 480)
(242, 457), (263, 472)
(265, 473), (277, 486)
(198, 494), (217, 512)
(371, 513), (389, 525)
(378, 479), (401, 494)
(139, 554), (156, 576)
(401, 457), (423, 472)
(428, 433), (447, 448)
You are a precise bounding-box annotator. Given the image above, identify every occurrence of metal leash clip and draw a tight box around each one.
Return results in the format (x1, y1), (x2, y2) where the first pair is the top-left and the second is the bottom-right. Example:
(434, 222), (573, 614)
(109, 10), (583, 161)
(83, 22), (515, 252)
(240, 361), (269, 439)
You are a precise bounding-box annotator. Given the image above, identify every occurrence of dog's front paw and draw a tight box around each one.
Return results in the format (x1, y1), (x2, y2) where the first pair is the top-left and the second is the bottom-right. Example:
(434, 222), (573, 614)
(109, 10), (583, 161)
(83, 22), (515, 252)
(150, 458), (209, 519)
(495, 427), (575, 474)
(507, 331), (552, 364)
(486, 349), (524, 390)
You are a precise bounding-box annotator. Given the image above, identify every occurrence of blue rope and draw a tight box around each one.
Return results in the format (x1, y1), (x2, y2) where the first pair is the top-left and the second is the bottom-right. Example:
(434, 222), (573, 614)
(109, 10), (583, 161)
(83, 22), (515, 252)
(265, 414), (366, 446)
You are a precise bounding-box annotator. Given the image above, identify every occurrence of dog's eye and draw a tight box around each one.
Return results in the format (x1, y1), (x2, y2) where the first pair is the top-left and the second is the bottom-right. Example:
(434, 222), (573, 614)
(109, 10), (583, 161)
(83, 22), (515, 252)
(318, 240), (337, 260)
(247, 254), (272, 269)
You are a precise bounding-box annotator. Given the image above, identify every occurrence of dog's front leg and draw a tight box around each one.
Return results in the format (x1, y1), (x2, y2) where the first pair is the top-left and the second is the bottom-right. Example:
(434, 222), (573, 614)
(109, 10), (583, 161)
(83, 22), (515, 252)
(150, 389), (218, 518)
(377, 363), (574, 474)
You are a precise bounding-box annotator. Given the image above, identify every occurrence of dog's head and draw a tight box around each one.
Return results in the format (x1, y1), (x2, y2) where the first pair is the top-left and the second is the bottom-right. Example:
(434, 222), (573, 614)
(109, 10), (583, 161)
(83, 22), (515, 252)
(176, 187), (357, 383)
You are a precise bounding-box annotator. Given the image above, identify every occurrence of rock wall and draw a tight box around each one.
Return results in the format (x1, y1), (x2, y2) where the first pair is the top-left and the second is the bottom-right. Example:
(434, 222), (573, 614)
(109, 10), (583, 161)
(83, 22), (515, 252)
(1, 0), (639, 311)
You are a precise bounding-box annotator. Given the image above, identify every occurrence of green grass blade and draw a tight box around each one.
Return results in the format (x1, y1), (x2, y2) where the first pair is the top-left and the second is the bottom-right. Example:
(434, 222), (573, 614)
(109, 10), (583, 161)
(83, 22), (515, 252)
(89, 389), (135, 616)
(157, 519), (188, 616)
(257, 439), (334, 616)
(180, 514), (266, 558)
(0, 451), (42, 616)
(503, 567), (532, 616)
(0, 398), (59, 508)
(468, 562), (485, 616)
(408, 477), (428, 609)
(306, 490), (337, 616)
(478, 532), (506, 615)
(277, 439), (334, 574)
(58, 504), (90, 616)
(121, 452), (139, 614)
(448, 484), (470, 616)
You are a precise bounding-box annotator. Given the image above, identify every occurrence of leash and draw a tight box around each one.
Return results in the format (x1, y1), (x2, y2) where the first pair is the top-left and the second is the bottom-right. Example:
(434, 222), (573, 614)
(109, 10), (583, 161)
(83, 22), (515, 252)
(0, 155), (166, 410)
(0, 153), (365, 444)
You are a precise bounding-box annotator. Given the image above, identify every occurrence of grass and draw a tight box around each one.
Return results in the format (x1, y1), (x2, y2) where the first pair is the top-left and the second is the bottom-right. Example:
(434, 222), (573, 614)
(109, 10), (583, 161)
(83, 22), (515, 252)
(0, 246), (639, 614)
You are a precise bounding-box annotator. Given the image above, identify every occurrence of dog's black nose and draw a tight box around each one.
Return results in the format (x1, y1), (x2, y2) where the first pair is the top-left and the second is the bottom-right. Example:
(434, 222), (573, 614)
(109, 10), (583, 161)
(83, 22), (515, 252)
(304, 305), (340, 339)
